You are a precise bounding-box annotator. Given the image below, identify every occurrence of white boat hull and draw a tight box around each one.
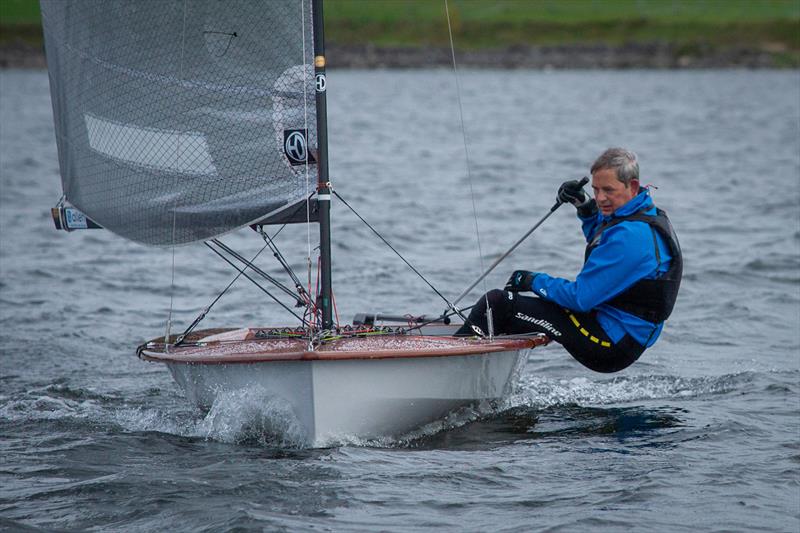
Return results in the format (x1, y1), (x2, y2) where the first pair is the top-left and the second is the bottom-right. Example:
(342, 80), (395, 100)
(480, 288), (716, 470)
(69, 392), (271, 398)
(165, 349), (526, 446)
(140, 329), (547, 447)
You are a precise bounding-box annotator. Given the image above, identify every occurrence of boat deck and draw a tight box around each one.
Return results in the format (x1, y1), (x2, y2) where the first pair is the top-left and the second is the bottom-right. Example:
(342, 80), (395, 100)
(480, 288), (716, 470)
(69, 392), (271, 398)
(138, 328), (548, 364)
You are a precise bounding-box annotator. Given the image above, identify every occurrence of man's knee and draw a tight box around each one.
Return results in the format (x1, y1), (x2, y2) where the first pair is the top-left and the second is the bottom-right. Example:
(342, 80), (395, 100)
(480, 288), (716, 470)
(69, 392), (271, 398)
(471, 289), (514, 328)
(567, 341), (644, 373)
(571, 352), (640, 373)
(485, 288), (508, 308)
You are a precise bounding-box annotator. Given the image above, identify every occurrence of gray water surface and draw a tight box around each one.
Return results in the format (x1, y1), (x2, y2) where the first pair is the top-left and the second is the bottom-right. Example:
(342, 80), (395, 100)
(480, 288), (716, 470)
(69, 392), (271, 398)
(1, 69), (799, 531)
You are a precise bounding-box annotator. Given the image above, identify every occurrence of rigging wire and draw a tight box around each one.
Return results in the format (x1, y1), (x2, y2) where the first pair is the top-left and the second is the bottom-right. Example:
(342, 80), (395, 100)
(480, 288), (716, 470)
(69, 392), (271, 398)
(332, 190), (472, 326)
(256, 229), (310, 304)
(300, 0), (316, 335)
(213, 237), (304, 305)
(165, 211), (177, 348)
(444, 0), (492, 336)
(204, 242), (306, 321)
(174, 240), (275, 345)
(166, 0), (190, 349)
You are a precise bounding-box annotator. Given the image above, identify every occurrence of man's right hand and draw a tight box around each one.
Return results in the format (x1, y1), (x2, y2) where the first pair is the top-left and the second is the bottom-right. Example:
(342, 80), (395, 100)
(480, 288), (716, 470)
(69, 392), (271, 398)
(557, 179), (588, 206)
(557, 179), (597, 217)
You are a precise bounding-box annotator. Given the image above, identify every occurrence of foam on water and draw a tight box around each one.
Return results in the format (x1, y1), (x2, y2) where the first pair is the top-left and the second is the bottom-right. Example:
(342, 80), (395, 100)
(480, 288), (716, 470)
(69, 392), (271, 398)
(0, 383), (110, 422)
(514, 371), (751, 409)
(196, 386), (307, 447)
(0, 394), (101, 422)
(109, 389), (307, 448)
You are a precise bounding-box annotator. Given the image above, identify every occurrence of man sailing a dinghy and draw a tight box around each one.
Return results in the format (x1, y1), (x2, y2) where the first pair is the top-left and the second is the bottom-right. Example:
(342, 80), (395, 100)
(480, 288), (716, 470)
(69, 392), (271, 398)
(455, 148), (682, 373)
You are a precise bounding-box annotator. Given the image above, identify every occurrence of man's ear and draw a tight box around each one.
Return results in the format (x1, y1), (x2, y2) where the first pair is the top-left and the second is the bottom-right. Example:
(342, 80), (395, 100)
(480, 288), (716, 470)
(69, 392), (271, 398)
(630, 178), (640, 195)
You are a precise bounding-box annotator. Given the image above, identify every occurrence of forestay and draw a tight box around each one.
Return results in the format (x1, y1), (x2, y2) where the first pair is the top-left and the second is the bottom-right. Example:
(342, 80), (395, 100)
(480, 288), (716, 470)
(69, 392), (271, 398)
(40, 0), (317, 246)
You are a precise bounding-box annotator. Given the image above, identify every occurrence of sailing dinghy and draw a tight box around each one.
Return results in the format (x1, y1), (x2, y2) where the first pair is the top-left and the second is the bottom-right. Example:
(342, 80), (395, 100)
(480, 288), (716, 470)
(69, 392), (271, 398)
(40, 0), (547, 446)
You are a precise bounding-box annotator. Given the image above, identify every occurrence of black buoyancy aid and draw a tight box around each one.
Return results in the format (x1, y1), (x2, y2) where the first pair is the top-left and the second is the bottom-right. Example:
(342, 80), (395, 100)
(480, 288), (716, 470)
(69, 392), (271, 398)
(584, 208), (683, 324)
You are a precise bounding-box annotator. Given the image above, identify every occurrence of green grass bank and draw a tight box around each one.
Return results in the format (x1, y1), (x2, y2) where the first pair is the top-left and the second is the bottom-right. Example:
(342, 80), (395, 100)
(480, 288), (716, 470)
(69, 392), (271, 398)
(2, 0), (799, 67)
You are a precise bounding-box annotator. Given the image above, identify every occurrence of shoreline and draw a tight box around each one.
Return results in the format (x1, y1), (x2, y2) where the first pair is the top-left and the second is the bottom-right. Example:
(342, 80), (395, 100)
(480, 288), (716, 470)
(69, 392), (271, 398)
(0, 40), (793, 70)
(327, 43), (789, 69)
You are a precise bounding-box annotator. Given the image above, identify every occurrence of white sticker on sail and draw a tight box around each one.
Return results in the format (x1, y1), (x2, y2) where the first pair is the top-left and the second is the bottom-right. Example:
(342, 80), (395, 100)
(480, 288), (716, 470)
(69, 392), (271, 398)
(84, 113), (217, 175)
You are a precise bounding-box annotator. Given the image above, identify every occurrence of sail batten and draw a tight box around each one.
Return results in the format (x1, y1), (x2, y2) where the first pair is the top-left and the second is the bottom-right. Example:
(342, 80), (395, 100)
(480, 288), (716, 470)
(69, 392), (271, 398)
(41, 0), (317, 246)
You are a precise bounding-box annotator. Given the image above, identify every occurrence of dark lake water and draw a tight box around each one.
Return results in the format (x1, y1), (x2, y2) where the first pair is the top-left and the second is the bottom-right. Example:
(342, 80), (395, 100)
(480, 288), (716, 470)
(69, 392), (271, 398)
(1, 69), (799, 531)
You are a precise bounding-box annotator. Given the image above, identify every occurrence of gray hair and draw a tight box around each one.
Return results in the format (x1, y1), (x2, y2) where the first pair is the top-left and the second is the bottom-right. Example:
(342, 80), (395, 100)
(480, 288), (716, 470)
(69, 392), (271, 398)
(590, 148), (639, 186)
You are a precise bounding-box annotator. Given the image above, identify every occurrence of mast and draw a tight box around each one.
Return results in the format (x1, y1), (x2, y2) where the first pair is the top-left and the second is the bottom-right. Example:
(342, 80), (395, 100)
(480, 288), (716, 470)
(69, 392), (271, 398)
(312, 0), (333, 330)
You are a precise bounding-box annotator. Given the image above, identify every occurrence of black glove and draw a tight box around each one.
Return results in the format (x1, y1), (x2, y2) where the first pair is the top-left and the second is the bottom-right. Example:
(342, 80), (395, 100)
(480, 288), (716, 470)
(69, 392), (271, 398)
(557, 179), (597, 218)
(557, 179), (588, 206)
(504, 270), (539, 292)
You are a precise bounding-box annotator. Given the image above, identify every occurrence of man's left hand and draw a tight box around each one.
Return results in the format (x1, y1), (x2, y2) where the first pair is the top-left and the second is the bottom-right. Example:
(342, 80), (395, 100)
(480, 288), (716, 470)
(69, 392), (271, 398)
(504, 270), (539, 292)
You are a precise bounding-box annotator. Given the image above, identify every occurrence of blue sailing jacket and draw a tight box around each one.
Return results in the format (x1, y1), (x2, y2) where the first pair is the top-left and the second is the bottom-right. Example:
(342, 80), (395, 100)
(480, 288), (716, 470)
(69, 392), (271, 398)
(531, 189), (672, 346)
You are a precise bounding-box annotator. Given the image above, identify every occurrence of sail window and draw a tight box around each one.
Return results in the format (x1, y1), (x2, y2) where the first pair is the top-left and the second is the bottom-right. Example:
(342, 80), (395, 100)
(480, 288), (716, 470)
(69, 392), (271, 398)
(84, 113), (217, 176)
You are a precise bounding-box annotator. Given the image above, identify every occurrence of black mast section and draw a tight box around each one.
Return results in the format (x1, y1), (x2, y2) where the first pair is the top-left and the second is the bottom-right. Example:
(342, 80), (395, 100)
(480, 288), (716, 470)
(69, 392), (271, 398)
(312, 0), (333, 330)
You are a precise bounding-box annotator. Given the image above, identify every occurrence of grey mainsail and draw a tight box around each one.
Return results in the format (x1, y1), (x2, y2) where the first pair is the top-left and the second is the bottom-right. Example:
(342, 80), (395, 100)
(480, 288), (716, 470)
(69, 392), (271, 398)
(41, 0), (317, 246)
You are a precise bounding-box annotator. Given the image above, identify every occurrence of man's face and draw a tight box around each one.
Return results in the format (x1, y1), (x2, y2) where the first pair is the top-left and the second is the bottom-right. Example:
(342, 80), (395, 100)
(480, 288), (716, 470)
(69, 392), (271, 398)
(591, 167), (639, 216)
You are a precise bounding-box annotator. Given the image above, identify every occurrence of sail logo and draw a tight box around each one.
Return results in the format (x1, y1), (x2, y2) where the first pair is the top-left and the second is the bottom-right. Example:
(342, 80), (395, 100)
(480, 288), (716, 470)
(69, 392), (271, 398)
(64, 208), (88, 229)
(316, 74), (326, 92)
(284, 129), (316, 166)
